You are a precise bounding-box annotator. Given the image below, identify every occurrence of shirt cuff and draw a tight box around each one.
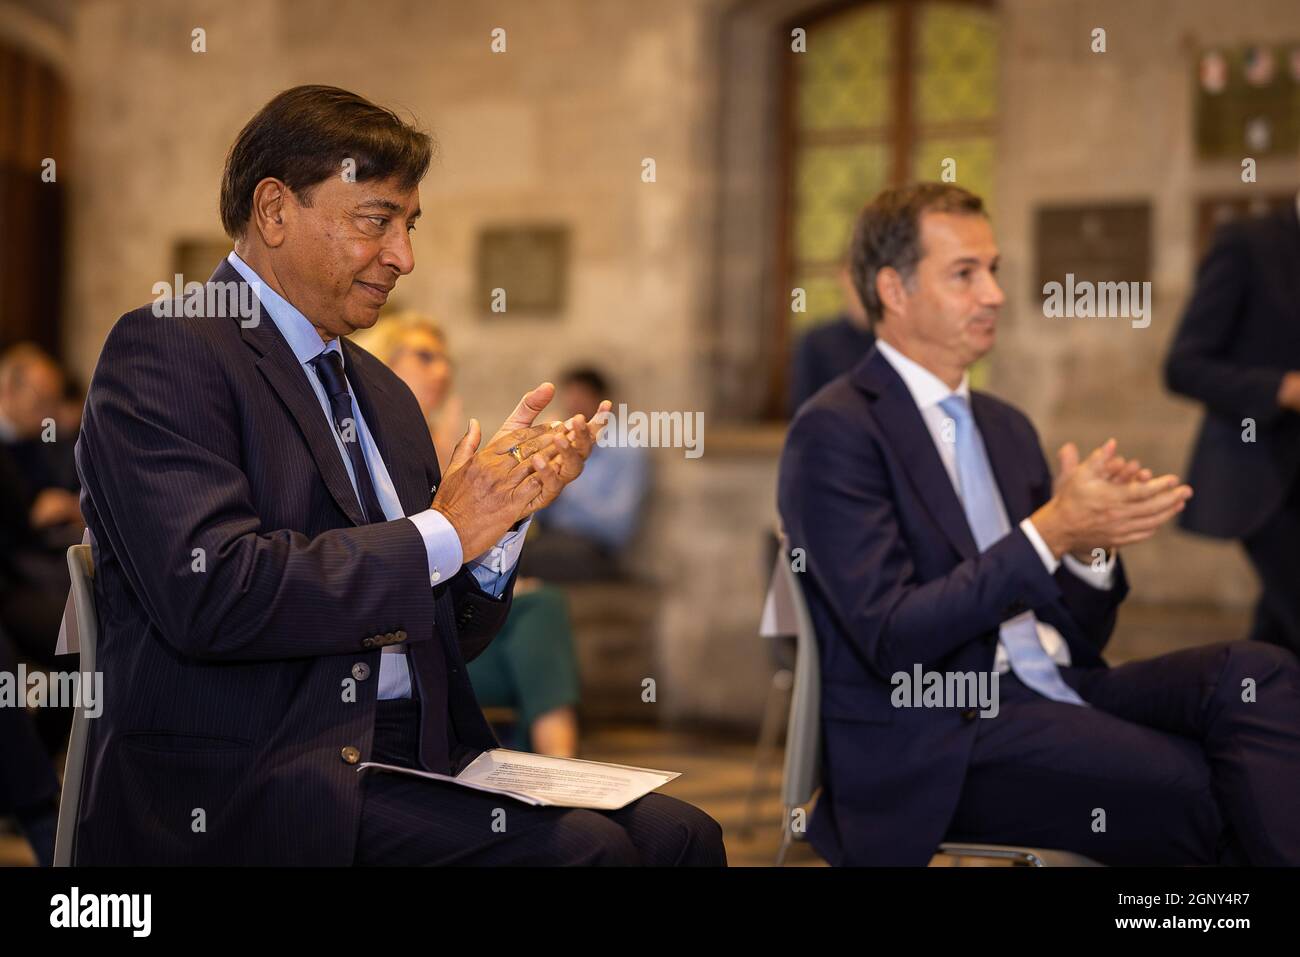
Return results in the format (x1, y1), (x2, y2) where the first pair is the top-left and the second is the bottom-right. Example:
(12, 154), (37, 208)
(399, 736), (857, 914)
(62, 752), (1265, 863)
(467, 517), (531, 598)
(1019, 517), (1060, 575)
(1061, 549), (1116, 590)
(408, 508), (464, 586)
(1020, 517), (1116, 589)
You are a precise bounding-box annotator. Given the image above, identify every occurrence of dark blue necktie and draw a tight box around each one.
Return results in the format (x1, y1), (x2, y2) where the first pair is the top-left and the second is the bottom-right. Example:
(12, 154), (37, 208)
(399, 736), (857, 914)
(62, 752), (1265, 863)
(310, 350), (386, 524)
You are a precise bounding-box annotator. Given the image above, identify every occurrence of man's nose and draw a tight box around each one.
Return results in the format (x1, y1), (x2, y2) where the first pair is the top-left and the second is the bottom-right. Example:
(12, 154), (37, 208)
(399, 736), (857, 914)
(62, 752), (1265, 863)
(380, 229), (416, 276)
(981, 271), (1006, 308)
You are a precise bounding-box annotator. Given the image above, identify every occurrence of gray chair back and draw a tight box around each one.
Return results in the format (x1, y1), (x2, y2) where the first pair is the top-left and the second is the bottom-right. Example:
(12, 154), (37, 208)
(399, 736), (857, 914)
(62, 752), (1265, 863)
(776, 534), (821, 811)
(53, 543), (96, 867)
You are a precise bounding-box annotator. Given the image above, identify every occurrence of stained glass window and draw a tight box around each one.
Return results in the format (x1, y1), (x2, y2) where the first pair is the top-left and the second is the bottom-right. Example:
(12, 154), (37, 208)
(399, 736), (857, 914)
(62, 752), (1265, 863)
(782, 0), (999, 355)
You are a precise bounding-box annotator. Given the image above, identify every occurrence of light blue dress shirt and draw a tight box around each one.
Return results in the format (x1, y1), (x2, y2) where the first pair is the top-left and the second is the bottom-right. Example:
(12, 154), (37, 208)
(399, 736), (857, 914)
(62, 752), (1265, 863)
(227, 251), (529, 698)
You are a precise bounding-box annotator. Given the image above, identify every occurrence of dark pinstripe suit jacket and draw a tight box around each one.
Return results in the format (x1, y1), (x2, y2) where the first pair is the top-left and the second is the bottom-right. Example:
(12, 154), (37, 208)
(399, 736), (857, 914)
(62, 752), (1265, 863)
(73, 259), (510, 865)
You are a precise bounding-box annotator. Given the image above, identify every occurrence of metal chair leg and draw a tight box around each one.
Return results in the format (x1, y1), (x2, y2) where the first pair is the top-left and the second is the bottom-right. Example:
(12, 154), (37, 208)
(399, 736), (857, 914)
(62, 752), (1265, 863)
(775, 805), (795, 866)
(740, 667), (793, 839)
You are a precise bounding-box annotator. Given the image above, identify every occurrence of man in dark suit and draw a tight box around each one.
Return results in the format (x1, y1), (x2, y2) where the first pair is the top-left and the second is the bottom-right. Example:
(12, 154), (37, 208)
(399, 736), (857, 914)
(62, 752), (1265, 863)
(1165, 198), (1300, 657)
(73, 85), (724, 866)
(778, 183), (1300, 866)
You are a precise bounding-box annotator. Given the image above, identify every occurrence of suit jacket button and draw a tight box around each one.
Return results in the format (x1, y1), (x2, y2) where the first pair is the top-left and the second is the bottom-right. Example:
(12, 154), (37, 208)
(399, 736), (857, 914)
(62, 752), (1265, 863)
(395, 629), (407, 642)
(361, 637), (377, 649)
(341, 746), (361, 764)
(351, 662), (371, 681)
(383, 631), (396, 645)
(961, 708), (978, 722)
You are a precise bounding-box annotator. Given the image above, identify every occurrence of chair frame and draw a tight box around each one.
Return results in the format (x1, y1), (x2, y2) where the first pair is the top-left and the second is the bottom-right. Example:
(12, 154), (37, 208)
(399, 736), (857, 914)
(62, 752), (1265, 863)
(53, 543), (96, 867)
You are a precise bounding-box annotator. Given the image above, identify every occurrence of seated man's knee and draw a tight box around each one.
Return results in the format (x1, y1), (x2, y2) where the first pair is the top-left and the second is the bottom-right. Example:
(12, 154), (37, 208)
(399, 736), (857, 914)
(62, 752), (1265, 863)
(1222, 641), (1300, 694)
(644, 795), (727, 866)
(553, 811), (640, 865)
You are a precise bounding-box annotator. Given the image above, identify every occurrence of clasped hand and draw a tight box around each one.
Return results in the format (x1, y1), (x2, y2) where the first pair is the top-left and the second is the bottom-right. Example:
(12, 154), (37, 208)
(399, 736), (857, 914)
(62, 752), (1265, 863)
(429, 382), (613, 559)
(1032, 438), (1193, 560)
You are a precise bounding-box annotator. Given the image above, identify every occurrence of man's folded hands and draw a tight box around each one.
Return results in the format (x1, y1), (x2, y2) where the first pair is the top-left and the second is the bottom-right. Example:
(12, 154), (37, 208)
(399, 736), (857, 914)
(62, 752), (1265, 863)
(1032, 438), (1193, 561)
(429, 382), (613, 559)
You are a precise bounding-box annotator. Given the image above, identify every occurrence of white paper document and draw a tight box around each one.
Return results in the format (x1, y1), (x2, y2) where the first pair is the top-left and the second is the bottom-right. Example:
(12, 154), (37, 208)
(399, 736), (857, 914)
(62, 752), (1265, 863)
(358, 749), (681, 810)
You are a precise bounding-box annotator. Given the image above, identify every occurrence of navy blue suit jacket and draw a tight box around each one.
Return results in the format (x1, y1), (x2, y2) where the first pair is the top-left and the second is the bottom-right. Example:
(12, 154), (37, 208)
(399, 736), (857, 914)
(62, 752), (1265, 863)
(1165, 204), (1300, 539)
(73, 260), (510, 865)
(787, 313), (875, 417)
(777, 347), (1128, 865)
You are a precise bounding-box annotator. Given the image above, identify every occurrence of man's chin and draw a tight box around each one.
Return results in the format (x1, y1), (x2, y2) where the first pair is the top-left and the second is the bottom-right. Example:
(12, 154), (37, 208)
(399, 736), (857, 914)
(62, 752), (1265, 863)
(346, 304), (383, 331)
(968, 324), (996, 353)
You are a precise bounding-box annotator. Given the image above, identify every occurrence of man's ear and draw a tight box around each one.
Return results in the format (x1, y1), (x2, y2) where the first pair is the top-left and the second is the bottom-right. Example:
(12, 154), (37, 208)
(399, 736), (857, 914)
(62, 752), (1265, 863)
(250, 177), (288, 248)
(876, 266), (908, 318)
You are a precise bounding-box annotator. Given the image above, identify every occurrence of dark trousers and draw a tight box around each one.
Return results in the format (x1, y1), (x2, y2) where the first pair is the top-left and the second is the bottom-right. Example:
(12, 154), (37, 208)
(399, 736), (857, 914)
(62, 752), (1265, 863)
(1243, 486), (1300, 657)
(353, 699), (727, 866)
(945, 641), (1300, 865)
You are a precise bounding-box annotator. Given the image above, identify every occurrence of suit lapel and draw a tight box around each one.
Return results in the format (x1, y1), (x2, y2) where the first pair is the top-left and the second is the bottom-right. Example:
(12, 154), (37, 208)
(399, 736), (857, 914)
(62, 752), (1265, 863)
(972, 393), (1033, 525)
(213, 260), (366, 527)
(855, 349), (978, 560)
(342, 339), (432, 517)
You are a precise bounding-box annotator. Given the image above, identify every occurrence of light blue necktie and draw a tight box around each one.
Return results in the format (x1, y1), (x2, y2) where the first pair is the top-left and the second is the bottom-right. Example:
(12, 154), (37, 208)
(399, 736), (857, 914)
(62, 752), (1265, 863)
(939, 395), (1086, 706)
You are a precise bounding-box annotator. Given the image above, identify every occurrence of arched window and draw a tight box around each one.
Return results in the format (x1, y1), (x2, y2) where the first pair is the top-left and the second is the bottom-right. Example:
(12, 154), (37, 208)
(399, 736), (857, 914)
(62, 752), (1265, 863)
(777, 0), (998, 412)
(708, 0), (998, 422)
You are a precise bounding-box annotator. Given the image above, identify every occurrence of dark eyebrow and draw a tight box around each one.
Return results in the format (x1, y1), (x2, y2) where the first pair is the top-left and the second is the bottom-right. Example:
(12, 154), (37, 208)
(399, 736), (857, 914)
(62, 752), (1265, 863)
(948, 254), (999, 269)
(355, 198), (421, 220)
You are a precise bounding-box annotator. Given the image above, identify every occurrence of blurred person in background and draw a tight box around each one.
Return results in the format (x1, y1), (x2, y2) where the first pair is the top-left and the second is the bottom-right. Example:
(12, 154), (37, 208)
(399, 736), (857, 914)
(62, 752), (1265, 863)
(0, 343), (81, 672)
(0, 342), (78, 867)
(51, 374), (87, 492)
(352, 311), (463, 467)
(0, 344), (82, 538)
(519, 367), (650, 583)
(1165, 191), (1300, 659)
(364, 316), (582, 757)
(0, 627), (60, 867)
(787, 263), (874, 417)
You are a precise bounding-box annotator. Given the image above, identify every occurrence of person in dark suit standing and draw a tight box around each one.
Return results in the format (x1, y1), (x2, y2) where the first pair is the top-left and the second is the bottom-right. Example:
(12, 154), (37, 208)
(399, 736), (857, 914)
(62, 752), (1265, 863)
(1165, 197), (1300, 657)
(73, 85), (724, 866)
(778, 183), (1300, 866)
